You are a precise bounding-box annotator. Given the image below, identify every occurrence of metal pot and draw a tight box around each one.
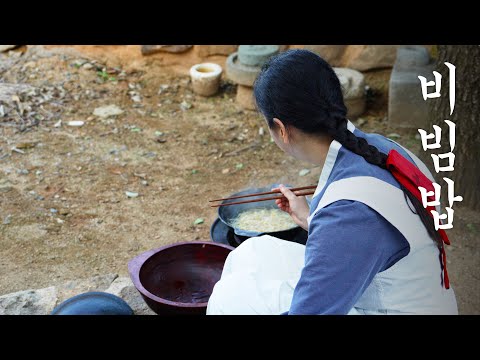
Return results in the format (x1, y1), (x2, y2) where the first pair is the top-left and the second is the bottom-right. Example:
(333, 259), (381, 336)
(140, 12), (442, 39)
(218, 184), (307, 238)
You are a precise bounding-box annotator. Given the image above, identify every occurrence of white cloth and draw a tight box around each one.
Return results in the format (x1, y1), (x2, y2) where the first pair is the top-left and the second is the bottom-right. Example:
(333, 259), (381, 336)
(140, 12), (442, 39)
(207, 236), (305, 315)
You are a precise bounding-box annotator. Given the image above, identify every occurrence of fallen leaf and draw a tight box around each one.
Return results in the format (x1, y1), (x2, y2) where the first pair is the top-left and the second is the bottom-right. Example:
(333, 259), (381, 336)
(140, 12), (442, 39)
(299, 169), (310, 176)
(15, 142), (37, 149)
(194, 218), (204, 225)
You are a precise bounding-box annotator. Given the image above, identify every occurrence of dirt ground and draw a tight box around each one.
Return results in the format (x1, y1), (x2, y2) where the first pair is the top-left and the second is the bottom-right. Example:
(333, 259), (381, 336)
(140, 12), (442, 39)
(1, 45), (478, 314)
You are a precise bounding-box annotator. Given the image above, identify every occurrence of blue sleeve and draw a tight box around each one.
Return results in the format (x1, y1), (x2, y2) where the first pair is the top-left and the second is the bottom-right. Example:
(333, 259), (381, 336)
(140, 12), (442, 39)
(287, 200), (410, 315)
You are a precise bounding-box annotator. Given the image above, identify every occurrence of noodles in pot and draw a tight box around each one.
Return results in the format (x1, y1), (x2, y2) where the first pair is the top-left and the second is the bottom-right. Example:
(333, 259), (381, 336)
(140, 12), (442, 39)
(232, 208), (297, 233)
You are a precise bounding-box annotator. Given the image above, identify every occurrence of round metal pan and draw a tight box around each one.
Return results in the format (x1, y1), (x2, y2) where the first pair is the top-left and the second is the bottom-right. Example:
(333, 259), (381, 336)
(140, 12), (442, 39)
(218, 183), (304, 237)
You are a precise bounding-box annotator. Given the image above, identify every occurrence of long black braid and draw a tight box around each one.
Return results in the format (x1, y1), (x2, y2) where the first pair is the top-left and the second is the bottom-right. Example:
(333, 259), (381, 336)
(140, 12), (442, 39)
(253, 49), (443, 248)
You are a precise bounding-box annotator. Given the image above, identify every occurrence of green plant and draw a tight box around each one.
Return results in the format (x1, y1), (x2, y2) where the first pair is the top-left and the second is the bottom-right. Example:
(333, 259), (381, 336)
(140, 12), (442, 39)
(97, 70), (116, 82)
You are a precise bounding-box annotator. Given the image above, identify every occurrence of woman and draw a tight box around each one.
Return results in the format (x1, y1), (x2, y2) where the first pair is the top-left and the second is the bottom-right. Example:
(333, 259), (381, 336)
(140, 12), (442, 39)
(207, 49), (458, 315)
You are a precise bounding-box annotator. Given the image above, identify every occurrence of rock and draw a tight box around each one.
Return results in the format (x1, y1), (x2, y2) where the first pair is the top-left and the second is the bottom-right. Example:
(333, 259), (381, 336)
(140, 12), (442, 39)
(305, 45), (410, 71)
(304, 45), (347, 66)
(344, 97), (366, 120)
(67, 120), (85, 127)
(105, 277), (156, 315)
(180, 101), (193, 110)
(0, 274), (121, 315)
(131, 95), (142, 103)
(93, 105), (124, 118)
(195, 45), (238, 57)
(334, 68), (365, 99)
(3, 214), (12, 225)
(126, 191), (139, 198)
(55, 274), (118, 304)
(343, 45), (400, 71)
(236, 85), (256, 111)
(0, 287), (57, 315)
(0, 45), (18, 52)
(11, 147), (25, 154)
(226, 53), (261, 87)
(141, 45), (192, 55)
(388, 46), (434, 129)
(0, 180), (13, 193)
(333, 67), (366, 119)
(238, 45), (279, 66)
(299, 169), (310, 176)
(0, 83), (35, 102)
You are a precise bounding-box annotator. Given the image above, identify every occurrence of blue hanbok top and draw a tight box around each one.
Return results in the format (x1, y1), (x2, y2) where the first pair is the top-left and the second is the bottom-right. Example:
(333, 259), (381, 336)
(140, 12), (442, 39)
(287, 126), (416, 315)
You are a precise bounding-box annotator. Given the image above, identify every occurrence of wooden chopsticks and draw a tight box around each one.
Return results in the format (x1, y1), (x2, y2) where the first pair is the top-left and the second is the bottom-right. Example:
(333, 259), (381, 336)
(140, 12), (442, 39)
(209, 185), (317, 208)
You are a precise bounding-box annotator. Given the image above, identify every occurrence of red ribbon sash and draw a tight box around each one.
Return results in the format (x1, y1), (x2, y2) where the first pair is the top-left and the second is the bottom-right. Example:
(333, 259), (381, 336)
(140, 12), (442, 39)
(386, 149), (450, 289)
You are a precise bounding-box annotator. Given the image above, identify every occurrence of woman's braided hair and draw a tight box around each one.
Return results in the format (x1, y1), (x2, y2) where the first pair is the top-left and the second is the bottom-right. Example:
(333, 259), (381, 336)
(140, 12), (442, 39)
(253, 49), (442, 248)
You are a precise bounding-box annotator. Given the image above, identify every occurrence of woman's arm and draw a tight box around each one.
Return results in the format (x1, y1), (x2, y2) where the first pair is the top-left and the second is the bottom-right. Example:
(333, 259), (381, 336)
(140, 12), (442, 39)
(287, 200), (410, 315)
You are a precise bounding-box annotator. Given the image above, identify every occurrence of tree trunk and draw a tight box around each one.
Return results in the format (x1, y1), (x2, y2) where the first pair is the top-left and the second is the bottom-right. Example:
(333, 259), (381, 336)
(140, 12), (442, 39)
(424, 45), (480, 211)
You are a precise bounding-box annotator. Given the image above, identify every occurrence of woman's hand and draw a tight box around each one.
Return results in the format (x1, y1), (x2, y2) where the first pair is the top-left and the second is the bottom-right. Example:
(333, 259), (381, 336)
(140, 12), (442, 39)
(273, 184), (311, 231)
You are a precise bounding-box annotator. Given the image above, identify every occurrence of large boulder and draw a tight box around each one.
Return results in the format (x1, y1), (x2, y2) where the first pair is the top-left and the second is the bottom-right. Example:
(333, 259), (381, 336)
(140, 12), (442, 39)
(56, 274), (118, 303)
(105, 277), (156, 315)
(334, 67), (366, 119)
(304, 45), (347, 66)
(195, 45), (238, 57)
(141, 45), (192, 55)
(0, 274), (126, 315)
(0, 45), (18, 52)
(304, 45), (402, 71)
(342, 45), (400, 71)
(0, 287), (58, 315)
